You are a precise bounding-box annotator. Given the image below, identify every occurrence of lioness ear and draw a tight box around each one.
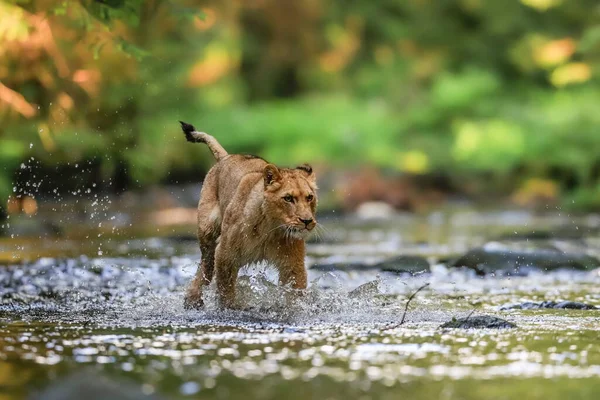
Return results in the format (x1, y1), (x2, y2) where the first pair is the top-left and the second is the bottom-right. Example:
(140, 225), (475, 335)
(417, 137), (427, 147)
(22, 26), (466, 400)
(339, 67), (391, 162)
(296, 164), (315, 181)
(264, 164), (282, 188)
(296, 164), (312, 175)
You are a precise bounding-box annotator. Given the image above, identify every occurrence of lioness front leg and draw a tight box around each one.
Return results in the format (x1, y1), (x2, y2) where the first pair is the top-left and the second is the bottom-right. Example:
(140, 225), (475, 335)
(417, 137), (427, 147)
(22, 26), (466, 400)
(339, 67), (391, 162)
(271, 241), (307, 289)
(273, 242), (308, 306)
(278, 261), (307, 289)
(277, 258), (308, 307)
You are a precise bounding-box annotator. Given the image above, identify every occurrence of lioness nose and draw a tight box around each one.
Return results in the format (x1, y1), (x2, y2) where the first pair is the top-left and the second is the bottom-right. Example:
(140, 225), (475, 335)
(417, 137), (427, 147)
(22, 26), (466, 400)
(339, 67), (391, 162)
(299, 218), (313, 227)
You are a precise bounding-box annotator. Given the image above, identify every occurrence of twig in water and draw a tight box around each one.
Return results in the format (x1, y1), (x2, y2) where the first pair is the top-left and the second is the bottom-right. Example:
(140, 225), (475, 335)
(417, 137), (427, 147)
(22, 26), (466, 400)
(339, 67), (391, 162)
(464, 309), (476, 322)
(399, 283), (430, 325)
(385, 283), (430, 330)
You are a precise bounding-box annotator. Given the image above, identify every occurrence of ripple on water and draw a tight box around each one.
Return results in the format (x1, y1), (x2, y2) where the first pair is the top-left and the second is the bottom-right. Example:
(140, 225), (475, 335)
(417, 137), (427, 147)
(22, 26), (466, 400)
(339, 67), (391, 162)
(2, 238), (600, 398)
(1, 254), (599, 328)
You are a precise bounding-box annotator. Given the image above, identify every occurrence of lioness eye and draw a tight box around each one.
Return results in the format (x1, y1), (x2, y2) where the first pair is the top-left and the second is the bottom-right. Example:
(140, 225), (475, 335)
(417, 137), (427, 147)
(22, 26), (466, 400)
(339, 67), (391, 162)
(283, 195), (294, 203)
(307, 194), (314, 202)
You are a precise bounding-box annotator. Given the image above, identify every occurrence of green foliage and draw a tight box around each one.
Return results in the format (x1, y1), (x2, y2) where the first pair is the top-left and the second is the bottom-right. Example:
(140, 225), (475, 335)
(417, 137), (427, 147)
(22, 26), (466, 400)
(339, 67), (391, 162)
(115, 38), (150, 60)
(83, 0), (142, 27)
(0, 139), (26, 204)
(431, 69), (501, 111)
(1, 0), (600, 209)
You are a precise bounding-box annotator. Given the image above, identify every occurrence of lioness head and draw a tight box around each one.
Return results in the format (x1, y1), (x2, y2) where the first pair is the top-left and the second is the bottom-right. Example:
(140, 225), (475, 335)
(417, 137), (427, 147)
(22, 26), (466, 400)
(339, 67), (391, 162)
(263, 163), (317, 238)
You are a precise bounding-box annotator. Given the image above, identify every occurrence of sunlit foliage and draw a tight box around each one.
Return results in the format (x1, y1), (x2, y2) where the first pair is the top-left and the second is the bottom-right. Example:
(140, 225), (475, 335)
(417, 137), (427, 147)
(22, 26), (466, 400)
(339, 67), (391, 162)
(1, 0), (600, 211)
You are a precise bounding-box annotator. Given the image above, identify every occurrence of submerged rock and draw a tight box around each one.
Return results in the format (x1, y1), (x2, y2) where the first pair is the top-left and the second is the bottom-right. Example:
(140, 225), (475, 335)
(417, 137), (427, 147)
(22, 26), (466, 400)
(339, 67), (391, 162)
(501, 301), (598, 310)
(348, 280), (381, 298)
(439, 315), (516, 329)
(309, 261), (371, 272)
(29, 371), (165, 400)
(373, 255), (430, 274)
(496, 229), (586, 241)
(451, 241), (600, 275)
(310, 255), (430, 275)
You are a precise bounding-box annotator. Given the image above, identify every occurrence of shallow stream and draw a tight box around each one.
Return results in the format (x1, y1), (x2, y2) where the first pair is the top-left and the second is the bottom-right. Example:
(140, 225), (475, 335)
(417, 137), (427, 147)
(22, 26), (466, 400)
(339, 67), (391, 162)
(1, 208), (599, 399)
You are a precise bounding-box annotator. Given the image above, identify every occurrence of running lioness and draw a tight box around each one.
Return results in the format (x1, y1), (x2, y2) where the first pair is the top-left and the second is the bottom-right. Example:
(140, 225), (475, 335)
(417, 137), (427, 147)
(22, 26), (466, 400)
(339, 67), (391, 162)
(179, 121), (318, 309)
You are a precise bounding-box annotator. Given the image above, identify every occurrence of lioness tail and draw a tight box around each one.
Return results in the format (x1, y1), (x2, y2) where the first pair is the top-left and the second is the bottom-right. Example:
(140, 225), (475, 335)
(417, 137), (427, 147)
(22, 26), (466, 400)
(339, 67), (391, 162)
(179, 121), (228, 162)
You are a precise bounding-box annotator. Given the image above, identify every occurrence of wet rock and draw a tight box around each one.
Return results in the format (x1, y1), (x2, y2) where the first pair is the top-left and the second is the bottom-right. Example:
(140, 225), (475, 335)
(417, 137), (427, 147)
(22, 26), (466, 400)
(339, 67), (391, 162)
(29, 371), (165, 400)
(439, 315), (516, 329)
(304, 261), (377, 273)
(348, 281), (381, 298)
(310, 255), (429, 275)
(373, 255), (430, 274)
(496, 229), (585, 241)
(500, 301), (598, 310)
(164, 233), (198, 242)
(309, 261), (368, 272)
(451, 241), (600, 275)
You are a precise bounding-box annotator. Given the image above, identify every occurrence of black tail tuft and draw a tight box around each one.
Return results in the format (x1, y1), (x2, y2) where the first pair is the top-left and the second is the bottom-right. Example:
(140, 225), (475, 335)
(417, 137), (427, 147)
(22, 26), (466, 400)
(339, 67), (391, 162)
(179, 121), (199, 142)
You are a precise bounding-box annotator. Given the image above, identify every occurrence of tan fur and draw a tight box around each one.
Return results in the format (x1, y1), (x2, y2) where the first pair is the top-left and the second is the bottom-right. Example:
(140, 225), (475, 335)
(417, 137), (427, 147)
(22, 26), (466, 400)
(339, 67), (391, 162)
(180, 123), (318, 309)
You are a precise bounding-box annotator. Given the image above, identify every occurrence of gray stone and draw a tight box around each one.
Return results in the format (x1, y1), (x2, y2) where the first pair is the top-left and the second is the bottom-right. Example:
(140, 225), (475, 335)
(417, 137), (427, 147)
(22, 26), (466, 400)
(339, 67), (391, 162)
(500, 301), (598, 310)
(309, 261), (371, 272)
(451, 241), (600, 275)
(373, 255), (430, 274)
(310, 255), (430, 275)
(440, 315), (517, 329)
(348, 280), (381, 298)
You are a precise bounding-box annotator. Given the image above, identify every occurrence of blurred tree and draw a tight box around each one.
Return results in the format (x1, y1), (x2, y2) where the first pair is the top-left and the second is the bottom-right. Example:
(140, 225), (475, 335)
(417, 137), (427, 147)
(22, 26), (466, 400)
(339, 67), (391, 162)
(1, 0), (600, 215)
(0, 0), (205, 209)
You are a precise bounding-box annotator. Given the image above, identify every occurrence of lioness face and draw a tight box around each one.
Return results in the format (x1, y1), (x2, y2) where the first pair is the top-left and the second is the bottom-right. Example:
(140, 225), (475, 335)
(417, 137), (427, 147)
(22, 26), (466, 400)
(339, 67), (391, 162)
(263, 164), (317, 238)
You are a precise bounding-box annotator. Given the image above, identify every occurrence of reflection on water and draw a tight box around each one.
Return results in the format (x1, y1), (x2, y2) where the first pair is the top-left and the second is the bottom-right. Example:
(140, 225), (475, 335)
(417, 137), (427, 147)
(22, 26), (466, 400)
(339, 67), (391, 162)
(1, 210), (600, 399)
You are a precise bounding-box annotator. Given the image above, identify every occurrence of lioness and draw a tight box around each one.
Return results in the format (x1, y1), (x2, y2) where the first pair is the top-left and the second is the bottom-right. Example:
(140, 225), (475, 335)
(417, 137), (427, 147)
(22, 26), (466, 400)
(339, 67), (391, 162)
(180, 121), (318, 309)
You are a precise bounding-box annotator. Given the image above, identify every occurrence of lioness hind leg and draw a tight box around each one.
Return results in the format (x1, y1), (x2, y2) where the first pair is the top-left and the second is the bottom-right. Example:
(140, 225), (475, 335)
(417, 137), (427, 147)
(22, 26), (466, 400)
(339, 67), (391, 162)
(214, 243), (240, 309)
(196, 204), (221, 280)
(184, 170), (221, 310)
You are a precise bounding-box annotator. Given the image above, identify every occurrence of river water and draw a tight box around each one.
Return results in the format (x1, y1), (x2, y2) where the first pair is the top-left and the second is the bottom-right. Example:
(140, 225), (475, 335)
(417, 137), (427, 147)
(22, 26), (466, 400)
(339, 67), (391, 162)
(1, 208), (599, 399)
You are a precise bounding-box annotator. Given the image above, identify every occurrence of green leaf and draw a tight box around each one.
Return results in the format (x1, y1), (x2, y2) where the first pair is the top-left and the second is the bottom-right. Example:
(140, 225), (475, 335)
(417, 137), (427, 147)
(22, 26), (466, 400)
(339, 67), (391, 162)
(53, 4), (67, 16)
(92, 41), (106, 60)
(169, 4), (206, 22)
(116, 38), (150, 60)
(95, 0), (126, 9)
(83, 0), (142, 27)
